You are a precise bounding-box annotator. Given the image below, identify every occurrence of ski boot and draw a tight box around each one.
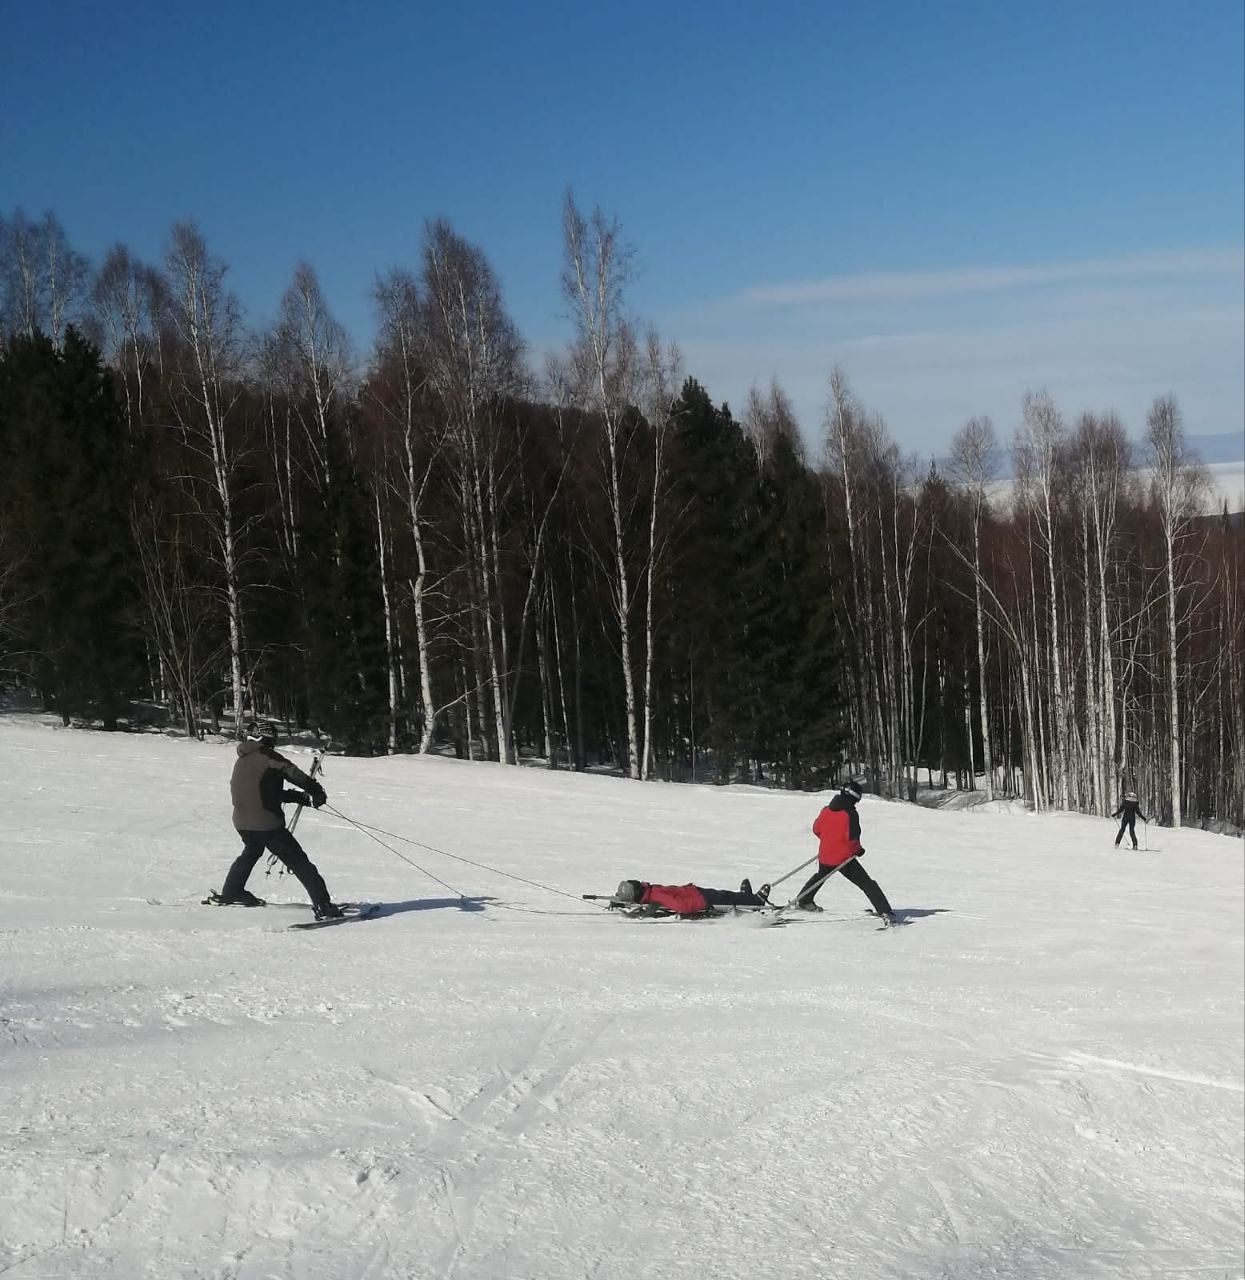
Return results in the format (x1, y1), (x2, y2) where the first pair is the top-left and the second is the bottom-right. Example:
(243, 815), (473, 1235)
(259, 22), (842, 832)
(796, 900), (824, 913)
(206, 890), (266, 907)
(313, 902), (346, 921)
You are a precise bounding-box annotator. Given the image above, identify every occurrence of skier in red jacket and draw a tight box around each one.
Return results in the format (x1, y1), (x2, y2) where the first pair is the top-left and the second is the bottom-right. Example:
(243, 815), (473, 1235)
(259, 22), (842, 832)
(795, 781), (896, 924)
(612, 878), (768, 914)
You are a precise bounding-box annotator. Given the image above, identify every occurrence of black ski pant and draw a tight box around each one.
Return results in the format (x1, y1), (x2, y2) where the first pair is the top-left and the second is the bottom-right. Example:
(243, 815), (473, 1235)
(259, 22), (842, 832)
(1115, 816), (1138, 848)
(797, 859), (892, 916)
(224, 828), (331, 906)
(700, 887), (765, 908)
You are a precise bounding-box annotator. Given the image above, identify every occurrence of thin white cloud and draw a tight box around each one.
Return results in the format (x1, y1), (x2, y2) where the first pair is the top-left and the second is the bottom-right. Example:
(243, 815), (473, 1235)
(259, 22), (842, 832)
(674, 295), (1244, 458)
(732, 247), (1245, 307)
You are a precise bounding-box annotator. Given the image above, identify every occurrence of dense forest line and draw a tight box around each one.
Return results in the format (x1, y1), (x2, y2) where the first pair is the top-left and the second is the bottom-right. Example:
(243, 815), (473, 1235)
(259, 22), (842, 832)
(0, 202), (1240, 829)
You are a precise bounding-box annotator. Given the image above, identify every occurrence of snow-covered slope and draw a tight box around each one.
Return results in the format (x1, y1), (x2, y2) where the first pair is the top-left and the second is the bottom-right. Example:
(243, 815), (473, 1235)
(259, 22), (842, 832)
(1, 714), (1242, 1280)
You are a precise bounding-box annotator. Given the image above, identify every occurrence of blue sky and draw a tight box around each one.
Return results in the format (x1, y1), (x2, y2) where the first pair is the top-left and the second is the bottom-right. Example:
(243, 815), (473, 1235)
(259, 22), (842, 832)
(3, 0), (1242, 454)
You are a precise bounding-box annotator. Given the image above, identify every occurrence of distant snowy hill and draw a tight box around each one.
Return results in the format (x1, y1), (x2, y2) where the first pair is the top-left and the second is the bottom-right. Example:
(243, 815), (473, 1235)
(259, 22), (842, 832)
(1, 714), (1242, 1279)
(1188, 433), (1245, 512)
(964, 428), (1245, 514)
(1188, 431), (1245, 465)
(937, 429), (1243, 478)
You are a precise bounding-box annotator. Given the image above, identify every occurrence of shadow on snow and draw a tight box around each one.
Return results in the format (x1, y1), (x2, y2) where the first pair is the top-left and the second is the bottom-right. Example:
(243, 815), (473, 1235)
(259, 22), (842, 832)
(367, 896), (493, 919)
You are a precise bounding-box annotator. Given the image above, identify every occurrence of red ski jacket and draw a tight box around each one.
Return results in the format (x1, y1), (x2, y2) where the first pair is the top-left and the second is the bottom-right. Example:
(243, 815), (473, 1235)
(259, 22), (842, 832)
(640, 883), (710, 914)
(812, 796), (862, 866)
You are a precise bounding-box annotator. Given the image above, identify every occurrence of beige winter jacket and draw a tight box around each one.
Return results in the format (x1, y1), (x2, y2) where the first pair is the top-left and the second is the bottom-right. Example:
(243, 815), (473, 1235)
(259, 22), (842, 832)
(230, 740), (323, 832)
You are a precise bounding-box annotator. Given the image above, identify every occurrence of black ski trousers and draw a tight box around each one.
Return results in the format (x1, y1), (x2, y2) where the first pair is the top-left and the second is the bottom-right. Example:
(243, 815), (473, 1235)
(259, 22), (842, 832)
(797, 859), (892, 916)
(1115, 815), (1138, 848)
(700, 887), (765, 908)
(224, 828), (331, 906)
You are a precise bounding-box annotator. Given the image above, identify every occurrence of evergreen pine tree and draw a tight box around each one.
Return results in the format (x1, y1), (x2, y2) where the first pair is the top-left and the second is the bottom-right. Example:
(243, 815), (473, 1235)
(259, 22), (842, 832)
(300, 440), (389, 753)
(745, 430), (849, 787)
(0, 329), (144, 725)
(666, 378), (759, 780)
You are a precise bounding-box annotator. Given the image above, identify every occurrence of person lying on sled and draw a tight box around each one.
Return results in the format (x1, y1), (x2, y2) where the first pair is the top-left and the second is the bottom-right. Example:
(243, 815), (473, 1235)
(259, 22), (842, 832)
(611, 878), (769, 914)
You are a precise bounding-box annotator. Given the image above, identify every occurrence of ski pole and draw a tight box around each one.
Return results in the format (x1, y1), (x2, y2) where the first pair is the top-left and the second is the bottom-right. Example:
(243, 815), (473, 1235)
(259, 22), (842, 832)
(288, 747), (325, 838)
(776, 854), (859, 909)
(267, 747), (324, 881)
(764, 854), (820, 893)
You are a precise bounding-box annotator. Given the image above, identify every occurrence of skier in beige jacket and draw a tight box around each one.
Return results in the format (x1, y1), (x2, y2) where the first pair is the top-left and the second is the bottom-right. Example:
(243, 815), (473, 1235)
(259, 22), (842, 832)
(211, 722), (342, 919)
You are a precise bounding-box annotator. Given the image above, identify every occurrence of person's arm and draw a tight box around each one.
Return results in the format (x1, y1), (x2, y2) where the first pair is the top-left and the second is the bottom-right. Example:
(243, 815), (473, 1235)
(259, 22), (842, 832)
(274, 754), (327, 807)
(1111, 805), (1121, 818)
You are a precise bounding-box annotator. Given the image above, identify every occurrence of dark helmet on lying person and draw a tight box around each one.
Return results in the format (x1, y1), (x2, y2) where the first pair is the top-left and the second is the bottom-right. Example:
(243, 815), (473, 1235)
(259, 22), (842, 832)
(613, 879), (644, 904)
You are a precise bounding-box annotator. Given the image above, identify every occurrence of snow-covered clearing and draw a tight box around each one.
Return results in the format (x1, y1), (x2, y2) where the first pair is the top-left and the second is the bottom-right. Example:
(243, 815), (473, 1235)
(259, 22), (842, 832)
(1, 714), (1242, 1280)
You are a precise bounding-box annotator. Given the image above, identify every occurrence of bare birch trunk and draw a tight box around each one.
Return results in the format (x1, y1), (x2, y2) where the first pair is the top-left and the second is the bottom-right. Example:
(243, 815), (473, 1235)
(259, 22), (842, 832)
(165, 224), (246, 736)
(1163, 522), (1182, 826)
(375, 489), (399, 754)
(562, 195), (642, 778)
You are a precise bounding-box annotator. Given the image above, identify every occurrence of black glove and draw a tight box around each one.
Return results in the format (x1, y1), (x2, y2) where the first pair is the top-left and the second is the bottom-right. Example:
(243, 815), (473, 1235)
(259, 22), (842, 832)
(308, 782), (328, 809)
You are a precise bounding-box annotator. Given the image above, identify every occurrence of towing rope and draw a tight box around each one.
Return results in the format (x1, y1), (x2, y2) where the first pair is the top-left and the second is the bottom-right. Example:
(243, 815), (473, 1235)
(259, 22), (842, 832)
(325, 805), (468, 898)
(324, 805), (602, 915)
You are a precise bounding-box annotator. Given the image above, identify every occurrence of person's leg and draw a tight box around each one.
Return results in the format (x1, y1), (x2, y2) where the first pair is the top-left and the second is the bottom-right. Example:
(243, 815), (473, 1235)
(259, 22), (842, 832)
(221, 832), (268, 900)
(1115, 819), (1126, 847)
(263, 829), (332, 908)
(1127, 816), (1138, 849)
(700, 887), (763, 908)
(839, 859), (893, 917)
(795, 865), (833, 908)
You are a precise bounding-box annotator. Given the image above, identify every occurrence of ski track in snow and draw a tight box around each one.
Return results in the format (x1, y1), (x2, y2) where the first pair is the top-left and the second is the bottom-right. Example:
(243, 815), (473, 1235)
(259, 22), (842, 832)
(0, 714), (1242, 1279)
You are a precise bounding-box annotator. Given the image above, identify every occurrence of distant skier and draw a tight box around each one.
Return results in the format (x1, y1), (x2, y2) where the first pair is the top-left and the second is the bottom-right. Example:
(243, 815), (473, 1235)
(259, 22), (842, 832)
(211, 722), (344, 919)
(795, 781), (896, 925)
(1111, 790), (1148, 850)
(611, 878), (769, 914)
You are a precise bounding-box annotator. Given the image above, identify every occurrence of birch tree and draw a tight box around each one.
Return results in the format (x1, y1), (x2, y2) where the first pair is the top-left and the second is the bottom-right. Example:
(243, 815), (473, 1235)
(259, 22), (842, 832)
(1071, 412), (1131, 809)
(0, 209), (89, 344)
(561, 192), (644, 778)
(91, 245), (167, 430)
(419, 220), (524, 762)
(824, 368), (883, 786)
(1146, 394), (1206, 826)
(163, 222), (249, 735)
(950, 416), (997, 800)
(273, 262), (353, 498)
(639, 333), (683, 780)
(1015, 390), (1070, 808)
(373, 268), (442, 752)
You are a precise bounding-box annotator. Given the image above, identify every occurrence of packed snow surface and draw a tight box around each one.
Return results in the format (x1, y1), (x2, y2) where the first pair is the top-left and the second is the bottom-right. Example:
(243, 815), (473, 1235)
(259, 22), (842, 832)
(1, 714), (1242, 1280)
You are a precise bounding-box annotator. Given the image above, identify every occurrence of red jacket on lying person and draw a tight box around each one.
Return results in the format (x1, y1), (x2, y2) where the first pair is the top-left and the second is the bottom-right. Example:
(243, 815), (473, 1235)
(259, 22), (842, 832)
(611, 879), (766, 913)
(639, 882), (708, 914)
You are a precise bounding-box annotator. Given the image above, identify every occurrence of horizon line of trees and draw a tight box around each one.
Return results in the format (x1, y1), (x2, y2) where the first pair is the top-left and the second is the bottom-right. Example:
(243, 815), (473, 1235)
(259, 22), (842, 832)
(1, 202), (1240, 831)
